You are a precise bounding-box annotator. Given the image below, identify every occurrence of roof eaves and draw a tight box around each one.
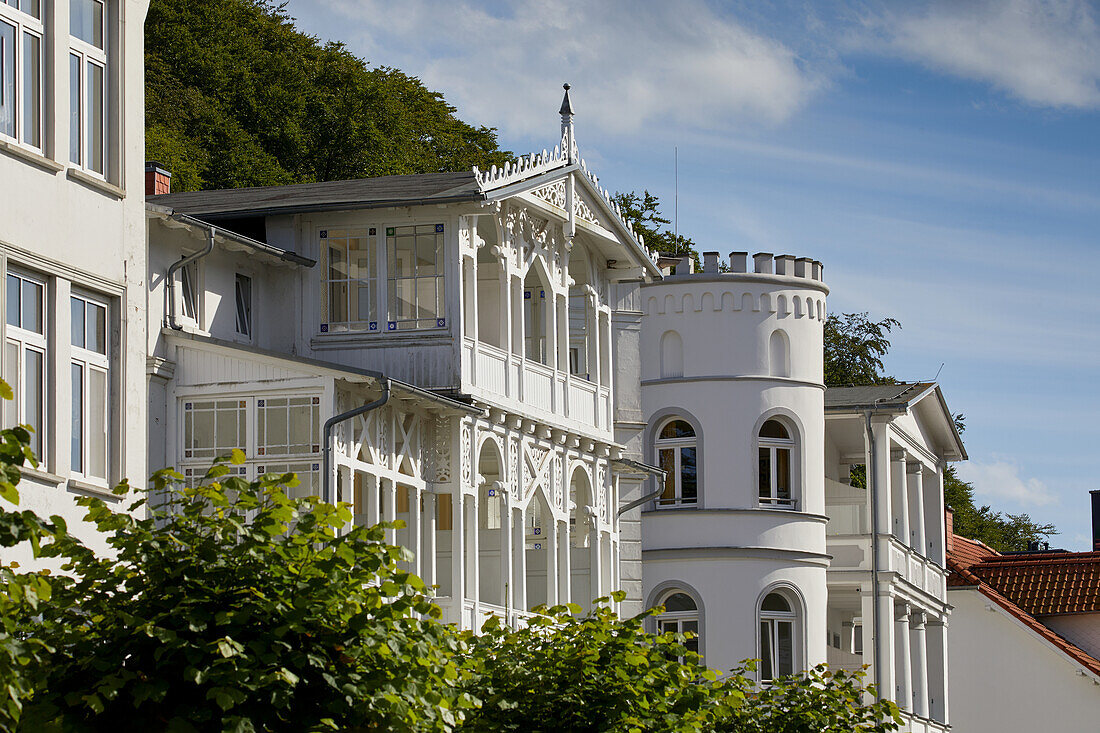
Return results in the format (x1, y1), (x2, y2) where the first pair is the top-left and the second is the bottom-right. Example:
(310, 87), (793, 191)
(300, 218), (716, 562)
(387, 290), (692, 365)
(148, 204), (316, 267)
(178, 192), (487, 220)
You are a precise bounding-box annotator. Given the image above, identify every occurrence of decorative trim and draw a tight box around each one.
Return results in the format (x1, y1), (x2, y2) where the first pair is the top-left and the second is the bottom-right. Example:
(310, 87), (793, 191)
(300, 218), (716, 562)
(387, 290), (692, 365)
(642, 375), (825, 389)
(0, 139), (64, 172)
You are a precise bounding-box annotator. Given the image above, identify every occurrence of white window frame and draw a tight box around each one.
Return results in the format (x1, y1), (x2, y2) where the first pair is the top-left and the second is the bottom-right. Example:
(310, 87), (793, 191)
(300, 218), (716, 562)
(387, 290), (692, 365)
(179, 393), (322, 500)
(176, 256), (202, 330)
(655, 590), (700, 658)
(654, 418), (697, 508)
(758, 418), (796, 509)
(68, 0), (108, 176)
(385, 223), (446, 332)
(319, 227), (379, 333)
(0, 0), (44, 151)
(4, 268), (47, 462)
(234, 273), (252, 339)
(759, 590), (801, 683)
(69, 290), (110, 485)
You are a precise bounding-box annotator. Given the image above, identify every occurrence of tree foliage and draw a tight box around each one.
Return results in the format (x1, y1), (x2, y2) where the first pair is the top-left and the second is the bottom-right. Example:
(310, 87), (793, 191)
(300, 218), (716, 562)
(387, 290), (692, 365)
(145, 0), (513, 191)
(612, 191), (700, 268)
(943, 465), (1058, 553)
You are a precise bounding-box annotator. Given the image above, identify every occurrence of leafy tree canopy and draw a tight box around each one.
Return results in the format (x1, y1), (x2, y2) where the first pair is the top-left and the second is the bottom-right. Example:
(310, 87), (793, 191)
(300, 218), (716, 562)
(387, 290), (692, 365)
(612, 190), (700, 268)
(145, 0), (513, 191)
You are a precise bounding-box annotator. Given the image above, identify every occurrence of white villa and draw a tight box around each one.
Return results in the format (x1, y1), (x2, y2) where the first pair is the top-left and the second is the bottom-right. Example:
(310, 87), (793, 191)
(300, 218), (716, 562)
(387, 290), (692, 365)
(5, 6), (1100, 731)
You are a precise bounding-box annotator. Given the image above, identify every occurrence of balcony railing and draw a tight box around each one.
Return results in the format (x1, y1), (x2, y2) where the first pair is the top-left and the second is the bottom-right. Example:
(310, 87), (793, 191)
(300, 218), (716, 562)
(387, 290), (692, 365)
(463, 338), (612, 433)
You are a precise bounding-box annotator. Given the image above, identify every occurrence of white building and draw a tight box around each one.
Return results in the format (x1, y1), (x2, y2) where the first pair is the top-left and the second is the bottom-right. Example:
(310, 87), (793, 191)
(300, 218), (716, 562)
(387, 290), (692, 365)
(144, 88), (662, 628)
(0, 0), (150, 564)
(946, 505), (1100, 731)
(638, 254), (965, 732)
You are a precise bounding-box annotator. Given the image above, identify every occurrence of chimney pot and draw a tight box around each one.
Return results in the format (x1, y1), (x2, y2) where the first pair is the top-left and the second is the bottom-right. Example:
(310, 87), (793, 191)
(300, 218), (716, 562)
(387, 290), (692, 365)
(1091, 490), (1100, 551)
(703, 251), (719, 274)
(145, 161), (171, 196)
(752, 252), (774, 274)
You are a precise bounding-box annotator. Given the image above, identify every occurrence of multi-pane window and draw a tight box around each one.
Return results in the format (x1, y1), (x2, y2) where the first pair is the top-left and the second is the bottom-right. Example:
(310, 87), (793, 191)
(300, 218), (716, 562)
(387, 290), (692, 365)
(70, 292), (109, 483)
(655, 419), (697, 507)
(656, 591), (699, 655)
(387, 224), (444, 331)
(179, 259), (199, 324)
(758, 419), (795, 507)
(0, 0), (43, 149)
(321, 228), (375, 332)
(181, 395), (321, 498)
(234, 273), (251, 338)
(69, 0), (107, 175)
(4, 270), (46, 457)
(760, 592), (798, 682)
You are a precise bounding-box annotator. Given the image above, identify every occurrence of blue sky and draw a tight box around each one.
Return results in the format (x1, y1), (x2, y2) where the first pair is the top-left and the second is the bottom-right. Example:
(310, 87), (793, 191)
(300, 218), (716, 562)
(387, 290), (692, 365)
(288, 0), (1100, 549)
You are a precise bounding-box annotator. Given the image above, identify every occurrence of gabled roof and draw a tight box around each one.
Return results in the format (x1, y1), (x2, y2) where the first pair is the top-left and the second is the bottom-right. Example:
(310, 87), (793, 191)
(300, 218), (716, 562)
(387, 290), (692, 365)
(947, 533), (1100, 677)
(149, 171), (482, 218)
(824, 382), (937, 411)
(970, 552), (1100, 616)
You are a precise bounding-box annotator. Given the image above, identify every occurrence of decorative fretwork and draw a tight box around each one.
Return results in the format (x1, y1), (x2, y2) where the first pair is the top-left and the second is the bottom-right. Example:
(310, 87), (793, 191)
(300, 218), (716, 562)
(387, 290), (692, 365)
(460, 423), (472, 489)
(431, 416), (451, 483)
(573, 196), (600, 227)
(531, 180), (566, 209)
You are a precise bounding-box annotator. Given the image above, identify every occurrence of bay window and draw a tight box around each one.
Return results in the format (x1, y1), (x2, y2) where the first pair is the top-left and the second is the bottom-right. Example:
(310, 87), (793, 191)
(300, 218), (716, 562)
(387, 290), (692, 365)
(0, 0), (43, 149)
(4, 270), (46, 458)
(70, 292), (109, 483)
(69, 0), (107, 175)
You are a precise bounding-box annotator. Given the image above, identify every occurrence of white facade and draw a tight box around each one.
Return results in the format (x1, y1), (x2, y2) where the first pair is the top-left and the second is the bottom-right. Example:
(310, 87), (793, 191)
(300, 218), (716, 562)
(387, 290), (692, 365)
(638, 252), (963, 732)
(145, 96), (662, 629)
(0, 0), (150, 565)
(949, 588), (1100, 732)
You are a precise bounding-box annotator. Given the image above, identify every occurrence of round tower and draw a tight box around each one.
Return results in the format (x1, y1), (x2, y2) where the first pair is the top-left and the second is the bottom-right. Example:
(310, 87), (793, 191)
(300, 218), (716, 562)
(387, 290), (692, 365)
(638, 250), (828, 678)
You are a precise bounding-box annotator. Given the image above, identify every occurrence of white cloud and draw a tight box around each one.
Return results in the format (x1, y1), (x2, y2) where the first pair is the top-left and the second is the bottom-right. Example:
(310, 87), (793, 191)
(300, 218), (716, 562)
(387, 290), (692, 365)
(956, 459), (1058, 507)
(881, 0), (1100, 109)
(308, 0), (824, 138)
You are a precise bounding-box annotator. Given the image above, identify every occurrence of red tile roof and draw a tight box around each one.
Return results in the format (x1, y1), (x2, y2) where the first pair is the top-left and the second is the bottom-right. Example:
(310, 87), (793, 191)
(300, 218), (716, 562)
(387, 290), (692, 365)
(947, 534), (1100, 677)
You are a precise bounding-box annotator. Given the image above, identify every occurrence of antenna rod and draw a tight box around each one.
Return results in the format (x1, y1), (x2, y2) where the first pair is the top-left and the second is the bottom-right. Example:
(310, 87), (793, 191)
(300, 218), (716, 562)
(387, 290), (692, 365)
(674, 146), (679, 244)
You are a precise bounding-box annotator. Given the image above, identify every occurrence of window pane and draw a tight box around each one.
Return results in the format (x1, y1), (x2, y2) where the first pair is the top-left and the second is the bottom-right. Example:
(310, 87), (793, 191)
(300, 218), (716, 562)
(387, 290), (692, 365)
(3, 340), (17, 427)
(659, 448), (675, 503)
(234, 275), (251, 336)
(287, 404), (313, 453)
(21, 31), (39, 146)
(680, 446), (697, 501)
(415, 234), (437, 276)
(760, 621), (773, 681)
(682, 620), (699, 654)
(86, 61), (104, 174)
(0, 21), (14, 139)
(89, 302), (106, 354)
(659, 420), (694, 440)
(71, 297), (86, 348)
(6, 274), (19, 327)
(777, 621), (794, 677)
(24, 347), (42, 455)
(71, 363), (83, 473)
(21, 278), (41, 333)
(663, 592), (696, 612)
(761, 593), (791, 613)
(69, 53), (80, 163)
(88, 367), (107, 479)
(759, 447), (771, 499)
(417, 277), (436, 320)
(71, 0), (104, 48)
(776, 447), (790, 501)
(760, 419), (789, 440)
(180, 264), (196, 320)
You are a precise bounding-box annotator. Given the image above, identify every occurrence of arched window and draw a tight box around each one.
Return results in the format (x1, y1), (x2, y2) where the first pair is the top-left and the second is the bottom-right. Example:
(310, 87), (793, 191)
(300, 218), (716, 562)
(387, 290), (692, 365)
(758, 418), (795, 508)
(656, 590), (699, 654)
(759, 590), (799, 681)
(655, 419), (697, 507)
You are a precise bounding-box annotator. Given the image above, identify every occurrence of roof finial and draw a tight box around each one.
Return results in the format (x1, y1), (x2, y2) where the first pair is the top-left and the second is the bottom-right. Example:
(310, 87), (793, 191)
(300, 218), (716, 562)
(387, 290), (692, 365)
(560, 83), (575, 163)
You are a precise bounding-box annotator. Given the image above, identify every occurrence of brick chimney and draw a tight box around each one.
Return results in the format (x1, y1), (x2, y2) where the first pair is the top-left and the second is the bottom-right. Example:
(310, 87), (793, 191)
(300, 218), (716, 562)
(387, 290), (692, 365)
(145, 162), (171, 196)
(1091, 491), (1100, 551)
(945, 507), (955, 556)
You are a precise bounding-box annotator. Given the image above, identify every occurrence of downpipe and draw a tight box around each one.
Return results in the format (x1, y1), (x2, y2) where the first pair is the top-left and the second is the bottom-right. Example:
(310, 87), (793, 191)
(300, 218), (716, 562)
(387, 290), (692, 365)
(166, 224), (216, 330)
(321, 378), (391, 504)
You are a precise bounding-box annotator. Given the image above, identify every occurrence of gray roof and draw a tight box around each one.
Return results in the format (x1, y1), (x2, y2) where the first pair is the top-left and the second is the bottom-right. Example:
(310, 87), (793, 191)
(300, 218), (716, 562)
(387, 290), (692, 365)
(824, 382), (937, 411)
(149, 171), (484, 218)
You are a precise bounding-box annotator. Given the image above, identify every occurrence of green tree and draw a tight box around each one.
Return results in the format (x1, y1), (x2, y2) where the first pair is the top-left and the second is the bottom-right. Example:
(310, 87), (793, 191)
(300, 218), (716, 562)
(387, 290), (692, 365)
(15, 454), (474, 731)
(145, 0), (513, 191)
(943, 466), (1058, 553)
(823, 312), (901, 388)
(612, 191), (700, 268)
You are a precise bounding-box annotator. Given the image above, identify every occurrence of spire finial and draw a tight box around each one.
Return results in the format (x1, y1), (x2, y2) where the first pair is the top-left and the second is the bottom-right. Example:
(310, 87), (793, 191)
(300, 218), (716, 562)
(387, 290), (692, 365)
(559, 83), (574, 116)
(560, 83), (575, 163)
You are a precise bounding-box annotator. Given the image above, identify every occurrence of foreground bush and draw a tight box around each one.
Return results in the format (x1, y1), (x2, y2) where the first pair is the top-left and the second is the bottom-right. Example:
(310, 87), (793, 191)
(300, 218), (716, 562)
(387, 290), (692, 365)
(1, 422), (899, 731)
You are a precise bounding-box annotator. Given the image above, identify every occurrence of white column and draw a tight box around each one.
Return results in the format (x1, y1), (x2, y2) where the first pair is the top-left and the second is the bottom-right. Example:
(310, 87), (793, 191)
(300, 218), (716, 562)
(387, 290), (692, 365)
(590, 528), (604, 601)
(500, 492), (513, 616)
(382, 478), (397, 546)
(873, 591), (896, 702)
(423, 491), (437, 590)
(890, 449), (908, 544)
(366, 473), (380, 527)
(910, 611), (929, 719)
(409, 487), (422, 579)
(928, 463), (947, 566)
(556, 294), (569, 373)
(894, 603), (912, 709)
(451, 485), (465, 615)
(466, 255), (478, 342)
(908, 462), (926, 555)
(513, 505), (527, 611)
(545, 517), (559, 607)
(587, 295), (599, 384)
(558, 517), (571, 606)
(466, 495), (479, 611)
(546, 287), (558, 372)
(927, 619), (949, 724)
